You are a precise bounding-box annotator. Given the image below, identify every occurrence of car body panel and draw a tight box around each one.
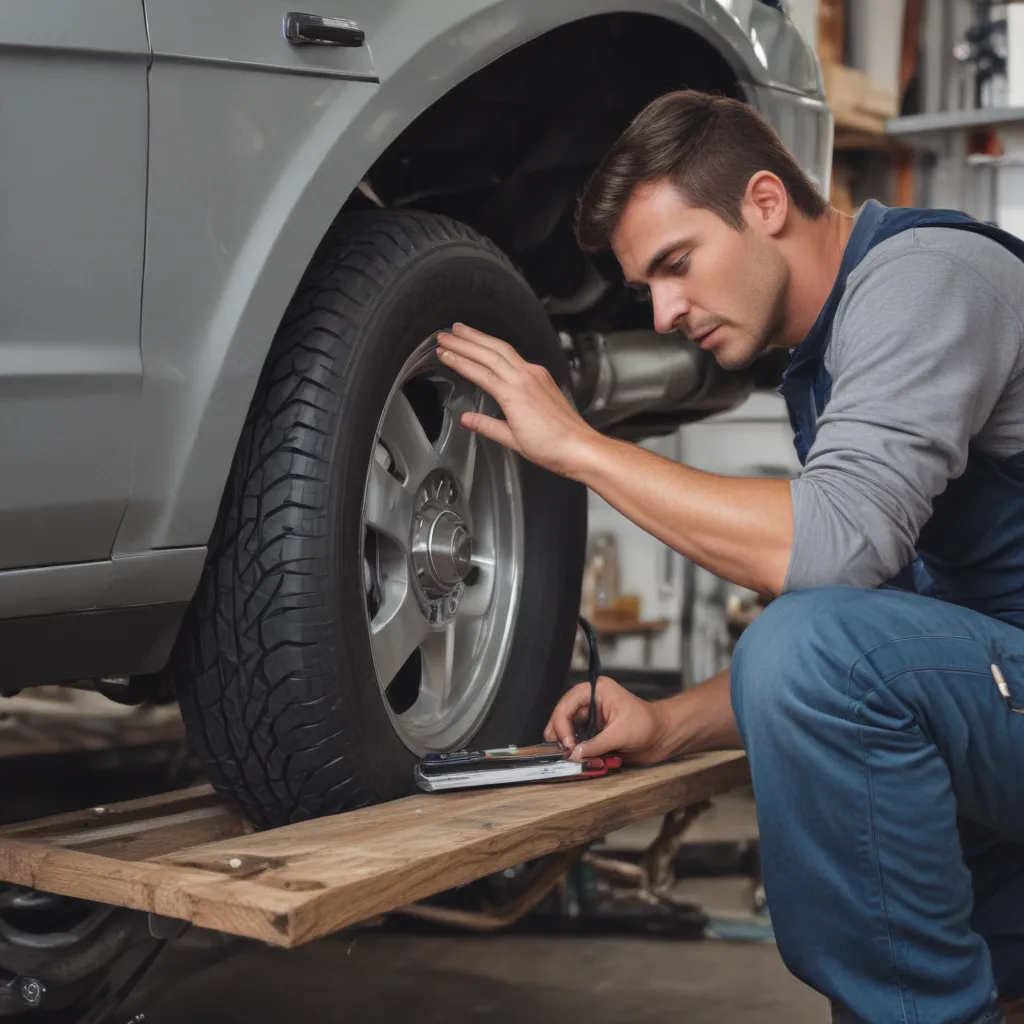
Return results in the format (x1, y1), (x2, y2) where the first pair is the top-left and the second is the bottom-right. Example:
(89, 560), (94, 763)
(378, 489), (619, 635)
(747, 82), (834, 197)
(116, 0), (830, 562)
(0, 0), (149, 569)
(704, 0), (823, 96)
(0, 548), (206, 620)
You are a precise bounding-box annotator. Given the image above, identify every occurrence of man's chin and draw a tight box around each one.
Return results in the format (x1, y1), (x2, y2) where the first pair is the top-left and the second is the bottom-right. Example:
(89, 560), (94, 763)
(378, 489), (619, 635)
(712, 333), (774, 372)
(713, 347), (755, 372)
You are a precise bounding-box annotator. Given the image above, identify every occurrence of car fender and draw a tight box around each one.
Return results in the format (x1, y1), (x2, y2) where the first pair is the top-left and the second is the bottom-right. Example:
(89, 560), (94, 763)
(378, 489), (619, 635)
(118, 0), (825, 557)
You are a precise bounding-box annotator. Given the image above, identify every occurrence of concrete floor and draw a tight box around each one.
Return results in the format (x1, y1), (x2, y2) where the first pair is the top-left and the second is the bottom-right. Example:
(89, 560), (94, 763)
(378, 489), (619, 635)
(121, 791), (830, 1024)
(123, 921), (827, 1024)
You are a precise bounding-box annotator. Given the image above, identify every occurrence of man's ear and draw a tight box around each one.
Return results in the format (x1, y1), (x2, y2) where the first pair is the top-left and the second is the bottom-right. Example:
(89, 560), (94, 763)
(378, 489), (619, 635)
(743, 171), (789, 237)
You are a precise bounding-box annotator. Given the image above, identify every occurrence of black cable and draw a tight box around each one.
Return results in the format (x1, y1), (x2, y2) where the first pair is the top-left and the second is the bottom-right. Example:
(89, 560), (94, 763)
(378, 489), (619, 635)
(576, 615), (601, 743)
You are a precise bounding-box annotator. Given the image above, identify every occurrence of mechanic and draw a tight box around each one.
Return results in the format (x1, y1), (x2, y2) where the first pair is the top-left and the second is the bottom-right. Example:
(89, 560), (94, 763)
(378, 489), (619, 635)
(436, 90), (1024, 1024)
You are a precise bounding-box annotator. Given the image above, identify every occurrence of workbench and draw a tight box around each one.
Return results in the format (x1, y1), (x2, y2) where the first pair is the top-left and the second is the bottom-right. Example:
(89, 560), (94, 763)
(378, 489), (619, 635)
(0, 751), (749, 949)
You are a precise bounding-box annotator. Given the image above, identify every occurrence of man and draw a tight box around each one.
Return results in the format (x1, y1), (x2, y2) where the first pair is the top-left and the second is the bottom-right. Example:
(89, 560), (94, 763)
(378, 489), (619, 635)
(436, 90), (1024, 1023)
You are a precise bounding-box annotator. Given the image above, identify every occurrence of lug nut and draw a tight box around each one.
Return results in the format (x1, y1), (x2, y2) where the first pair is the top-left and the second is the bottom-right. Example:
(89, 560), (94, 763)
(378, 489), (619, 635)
(19, 979), (44, 1006)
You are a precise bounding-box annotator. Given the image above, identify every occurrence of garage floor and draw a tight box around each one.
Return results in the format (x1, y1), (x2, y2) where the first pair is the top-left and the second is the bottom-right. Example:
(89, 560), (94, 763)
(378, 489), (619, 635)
(121, 791), (830, 1024)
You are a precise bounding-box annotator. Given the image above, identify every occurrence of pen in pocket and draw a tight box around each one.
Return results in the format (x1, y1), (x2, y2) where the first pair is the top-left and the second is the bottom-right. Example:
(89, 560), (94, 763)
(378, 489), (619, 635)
(991, 663), (1024, 713)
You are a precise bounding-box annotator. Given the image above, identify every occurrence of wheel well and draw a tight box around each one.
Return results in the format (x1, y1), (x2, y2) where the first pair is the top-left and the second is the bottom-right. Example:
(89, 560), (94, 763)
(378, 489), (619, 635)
(351, 14), (743, 332)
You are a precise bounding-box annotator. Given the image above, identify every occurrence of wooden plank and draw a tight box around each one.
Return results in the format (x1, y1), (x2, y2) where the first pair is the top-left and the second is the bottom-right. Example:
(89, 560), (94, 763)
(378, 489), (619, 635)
(0, 695), (186, 760)
(0, 785), (231, 844)
(0, 751), (748, 949)
(824, 61), (899, 136)
(833, 129), (913, 157)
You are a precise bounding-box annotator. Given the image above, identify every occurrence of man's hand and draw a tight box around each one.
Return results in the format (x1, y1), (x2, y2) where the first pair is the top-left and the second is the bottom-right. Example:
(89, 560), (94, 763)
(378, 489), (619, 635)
(437, 324), (793, 598)
(435, 324), (596, 478)
(543, 676), (670, 765)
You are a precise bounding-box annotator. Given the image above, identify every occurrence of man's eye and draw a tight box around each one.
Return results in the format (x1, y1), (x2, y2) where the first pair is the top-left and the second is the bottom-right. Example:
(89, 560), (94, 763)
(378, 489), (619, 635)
(629, 286), (651, 304)
(670, 254), (690, 274)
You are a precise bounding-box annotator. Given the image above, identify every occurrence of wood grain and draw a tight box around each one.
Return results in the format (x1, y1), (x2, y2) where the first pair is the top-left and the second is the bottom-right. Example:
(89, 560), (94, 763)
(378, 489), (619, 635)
(0, 752), (749, 948)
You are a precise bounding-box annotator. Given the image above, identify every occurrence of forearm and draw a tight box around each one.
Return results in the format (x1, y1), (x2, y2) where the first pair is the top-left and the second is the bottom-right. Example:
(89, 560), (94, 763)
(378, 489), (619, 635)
(572, 434), (793, 596)
(653, 669), (743, 758)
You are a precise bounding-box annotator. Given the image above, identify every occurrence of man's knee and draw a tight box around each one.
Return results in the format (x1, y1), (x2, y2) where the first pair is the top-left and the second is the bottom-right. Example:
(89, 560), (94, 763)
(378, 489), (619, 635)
(731, 586), (868, 744)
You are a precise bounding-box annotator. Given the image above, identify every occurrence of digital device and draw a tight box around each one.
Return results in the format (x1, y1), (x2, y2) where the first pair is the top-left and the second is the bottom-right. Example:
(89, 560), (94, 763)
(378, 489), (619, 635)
(415, 755), (584, 792)
(414, 616), (612, 793)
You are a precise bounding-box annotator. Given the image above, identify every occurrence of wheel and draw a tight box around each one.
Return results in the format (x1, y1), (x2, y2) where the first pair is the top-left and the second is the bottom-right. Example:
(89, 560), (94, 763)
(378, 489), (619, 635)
(0, 889), (162, 1024)
(174, 211), (587, 828)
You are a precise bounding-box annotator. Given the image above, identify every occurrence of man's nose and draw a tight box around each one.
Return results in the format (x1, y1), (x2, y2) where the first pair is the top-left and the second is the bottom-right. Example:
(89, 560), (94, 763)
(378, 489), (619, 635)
(652, 287), (690, 335)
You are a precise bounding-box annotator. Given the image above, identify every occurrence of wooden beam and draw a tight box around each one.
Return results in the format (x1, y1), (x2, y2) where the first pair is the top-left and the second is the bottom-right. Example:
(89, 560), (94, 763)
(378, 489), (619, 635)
(896, 0), (925, 206)
(0, 752), (749, 948)
(818, 0), (846, 66)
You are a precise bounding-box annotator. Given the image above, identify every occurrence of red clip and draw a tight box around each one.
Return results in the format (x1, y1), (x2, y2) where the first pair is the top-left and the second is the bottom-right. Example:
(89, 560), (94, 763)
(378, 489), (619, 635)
(578, 754), (623, 777)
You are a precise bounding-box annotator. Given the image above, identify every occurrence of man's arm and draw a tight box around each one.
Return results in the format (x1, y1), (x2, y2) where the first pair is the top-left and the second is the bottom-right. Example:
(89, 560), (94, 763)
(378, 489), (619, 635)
(437, 325), (794, 596)
(573, 436), (792, 597)
(653, 668), (743, 756)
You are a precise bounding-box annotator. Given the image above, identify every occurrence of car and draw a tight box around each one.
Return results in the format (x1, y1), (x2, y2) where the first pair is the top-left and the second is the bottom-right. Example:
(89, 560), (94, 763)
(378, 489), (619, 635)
(0, 1), (832, 1014)
(3, 0), (830, 831)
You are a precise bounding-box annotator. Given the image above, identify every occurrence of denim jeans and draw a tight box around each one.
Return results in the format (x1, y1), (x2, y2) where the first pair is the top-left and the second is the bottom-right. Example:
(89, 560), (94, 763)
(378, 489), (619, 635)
(730, 586), (1024, 1024)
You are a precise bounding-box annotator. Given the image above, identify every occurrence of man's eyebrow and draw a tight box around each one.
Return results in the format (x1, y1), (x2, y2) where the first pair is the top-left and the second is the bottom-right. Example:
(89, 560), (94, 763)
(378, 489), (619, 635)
(624, 238), (694, 287)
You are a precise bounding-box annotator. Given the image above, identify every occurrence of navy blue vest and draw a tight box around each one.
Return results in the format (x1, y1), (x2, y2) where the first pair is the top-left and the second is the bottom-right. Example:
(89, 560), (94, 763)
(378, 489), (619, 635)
(779, 201), (1024, 628)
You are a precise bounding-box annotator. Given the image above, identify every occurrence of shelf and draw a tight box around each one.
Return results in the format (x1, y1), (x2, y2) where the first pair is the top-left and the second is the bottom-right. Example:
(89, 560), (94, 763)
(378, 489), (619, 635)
(887, 107), (1024, 138)
(834, 127), (910, 153)
(590, 617), (670, 637)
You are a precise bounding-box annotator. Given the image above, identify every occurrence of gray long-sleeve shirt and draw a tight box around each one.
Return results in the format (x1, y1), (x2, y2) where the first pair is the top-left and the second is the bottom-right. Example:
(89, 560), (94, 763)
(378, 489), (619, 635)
(784, 220), (1024, 592)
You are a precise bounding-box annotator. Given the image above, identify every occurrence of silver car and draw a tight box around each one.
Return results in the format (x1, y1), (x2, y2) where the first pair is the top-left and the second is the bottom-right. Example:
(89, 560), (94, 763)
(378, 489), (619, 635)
(2, 1), (831, 832)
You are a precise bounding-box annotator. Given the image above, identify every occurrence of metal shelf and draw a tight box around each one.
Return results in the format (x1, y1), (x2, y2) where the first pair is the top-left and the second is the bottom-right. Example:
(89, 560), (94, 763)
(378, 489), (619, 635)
(887, 106), (1024, 138)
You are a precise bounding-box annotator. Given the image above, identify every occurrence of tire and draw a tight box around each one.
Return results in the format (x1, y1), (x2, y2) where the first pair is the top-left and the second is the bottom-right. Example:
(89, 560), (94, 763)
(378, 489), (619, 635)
(174, 211), (587, 829)
(0, 894), (162, 1024)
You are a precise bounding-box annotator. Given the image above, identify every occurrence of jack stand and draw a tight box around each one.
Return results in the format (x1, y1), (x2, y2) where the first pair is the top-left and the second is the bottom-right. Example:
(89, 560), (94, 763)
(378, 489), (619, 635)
(553, 801), (712, 938)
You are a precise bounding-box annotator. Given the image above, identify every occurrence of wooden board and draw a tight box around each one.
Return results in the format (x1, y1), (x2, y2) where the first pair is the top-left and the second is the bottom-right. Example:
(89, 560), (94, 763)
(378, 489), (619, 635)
(0, 751), (748, 949)
(823, 61), (898, 136)
(0, 691), (185, 759)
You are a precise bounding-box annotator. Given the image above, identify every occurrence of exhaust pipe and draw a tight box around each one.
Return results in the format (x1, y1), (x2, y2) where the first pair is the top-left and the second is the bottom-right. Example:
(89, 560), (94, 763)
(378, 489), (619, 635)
(571, 330), (711, 430)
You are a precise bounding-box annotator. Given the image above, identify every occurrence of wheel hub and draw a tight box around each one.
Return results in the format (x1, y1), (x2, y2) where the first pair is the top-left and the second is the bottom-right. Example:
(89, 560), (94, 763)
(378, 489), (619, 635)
(362, 339), (524, 753)
(410, 470), (473, 623)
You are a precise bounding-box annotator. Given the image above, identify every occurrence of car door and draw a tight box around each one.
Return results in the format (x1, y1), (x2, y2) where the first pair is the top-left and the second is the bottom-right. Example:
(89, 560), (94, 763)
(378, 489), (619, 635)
(0, 1), (149, 569)
(114, 1), (383, 555)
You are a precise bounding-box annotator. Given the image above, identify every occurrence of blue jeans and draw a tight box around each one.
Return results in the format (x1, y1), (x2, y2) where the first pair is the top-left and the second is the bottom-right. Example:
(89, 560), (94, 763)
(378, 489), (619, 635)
(730, 586), (1024, 1024)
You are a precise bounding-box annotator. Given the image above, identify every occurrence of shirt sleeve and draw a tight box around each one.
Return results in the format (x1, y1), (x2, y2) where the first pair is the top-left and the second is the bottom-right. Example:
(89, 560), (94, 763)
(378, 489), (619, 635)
(785, 245), (1023, 592)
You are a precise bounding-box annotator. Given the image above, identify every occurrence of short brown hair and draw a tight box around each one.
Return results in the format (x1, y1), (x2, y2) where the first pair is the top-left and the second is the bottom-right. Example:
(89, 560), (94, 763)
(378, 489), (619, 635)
(575, 90), (827, 251)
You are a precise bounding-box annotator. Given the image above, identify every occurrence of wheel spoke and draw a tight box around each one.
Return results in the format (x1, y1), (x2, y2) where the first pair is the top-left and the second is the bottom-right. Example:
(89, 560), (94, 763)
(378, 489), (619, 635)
(370, 582), (429, 693)
(419, 621), (456, 707)
(438, 389), (484, 500)
(364, 460), (413, 547)
(459, 554), (496, 618)
(380, 389), (440, 483)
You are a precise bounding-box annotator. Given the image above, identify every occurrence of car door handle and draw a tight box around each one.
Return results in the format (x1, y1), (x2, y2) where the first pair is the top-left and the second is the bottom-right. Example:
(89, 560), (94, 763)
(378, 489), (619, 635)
(283, 12), (365, 47)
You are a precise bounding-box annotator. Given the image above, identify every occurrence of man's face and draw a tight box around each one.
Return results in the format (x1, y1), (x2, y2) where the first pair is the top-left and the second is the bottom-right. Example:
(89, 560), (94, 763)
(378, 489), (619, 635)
(611, 180), (789, 370)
